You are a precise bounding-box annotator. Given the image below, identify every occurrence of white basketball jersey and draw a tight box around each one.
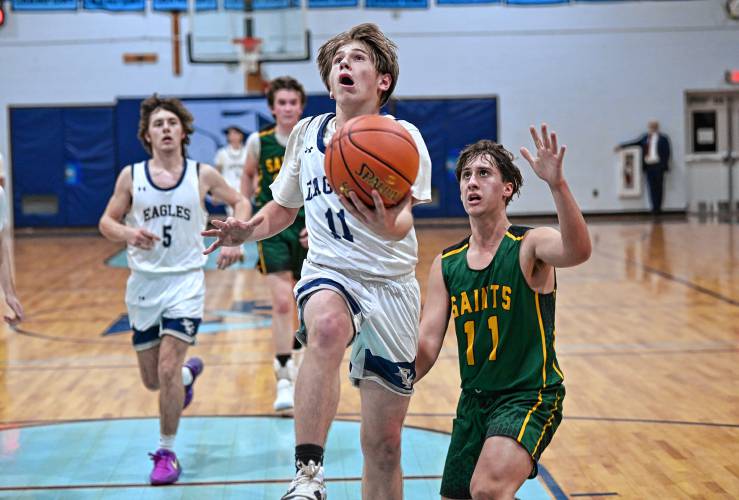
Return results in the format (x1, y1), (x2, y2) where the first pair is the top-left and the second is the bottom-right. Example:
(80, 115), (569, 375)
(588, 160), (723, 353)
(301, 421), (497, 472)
(271, 113), (432, 277)
(214, 145), (247, 191)
(125, 159), (207, 273)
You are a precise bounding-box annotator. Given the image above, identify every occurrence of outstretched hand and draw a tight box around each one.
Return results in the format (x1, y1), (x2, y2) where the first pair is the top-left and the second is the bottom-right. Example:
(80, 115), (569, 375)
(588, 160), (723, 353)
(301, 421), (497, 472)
(202, 215), (264, 256)
(339, 190), (412, 240)
(520, 124), (566, 187)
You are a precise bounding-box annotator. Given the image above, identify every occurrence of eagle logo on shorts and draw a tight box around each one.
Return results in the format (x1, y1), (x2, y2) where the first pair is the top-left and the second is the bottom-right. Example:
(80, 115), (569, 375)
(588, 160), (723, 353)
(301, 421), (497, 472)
(397, 367), (414, 389)
(180, 319), (196, 336)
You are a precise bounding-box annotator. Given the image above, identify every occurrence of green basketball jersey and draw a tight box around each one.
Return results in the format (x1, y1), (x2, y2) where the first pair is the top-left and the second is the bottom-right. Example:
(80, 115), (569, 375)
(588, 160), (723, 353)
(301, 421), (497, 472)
(441, 226), (564, 393)
(255, 126), (304, 221)
(255, 126), (286, 208)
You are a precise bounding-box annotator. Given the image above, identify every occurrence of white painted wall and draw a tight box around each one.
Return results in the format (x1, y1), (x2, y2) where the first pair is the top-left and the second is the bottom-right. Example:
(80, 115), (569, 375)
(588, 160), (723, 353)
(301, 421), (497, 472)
(1, 0), (737, 215)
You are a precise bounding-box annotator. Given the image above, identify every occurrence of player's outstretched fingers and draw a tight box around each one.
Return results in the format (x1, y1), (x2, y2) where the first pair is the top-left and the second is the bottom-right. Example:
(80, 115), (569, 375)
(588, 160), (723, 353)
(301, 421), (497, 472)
(201, 228), (220, 237)
(558, 144), (567, 162)
(520, 146), (535, 166)
(541, 123), (551, 150)
(203, 238), (223, 255)
(529, 125), (543, 150)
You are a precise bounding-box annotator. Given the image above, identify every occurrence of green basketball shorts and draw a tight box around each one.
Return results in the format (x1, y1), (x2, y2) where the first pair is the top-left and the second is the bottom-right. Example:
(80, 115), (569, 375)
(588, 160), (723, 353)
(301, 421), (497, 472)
(440, 383), (565, 499)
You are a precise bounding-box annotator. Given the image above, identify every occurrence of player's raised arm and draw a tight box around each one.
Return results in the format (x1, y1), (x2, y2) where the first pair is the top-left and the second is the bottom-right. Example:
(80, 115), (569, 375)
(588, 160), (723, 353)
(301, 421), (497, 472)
(99, 166), (160, 249)
(415, 254), (452, 383)
(519, 124), (591, 269)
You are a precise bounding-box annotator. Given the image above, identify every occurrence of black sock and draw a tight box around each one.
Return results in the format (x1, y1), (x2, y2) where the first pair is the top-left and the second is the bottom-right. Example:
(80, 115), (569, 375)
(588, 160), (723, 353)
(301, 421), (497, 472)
(293, 336), (303, 351)
(295, 444), (324, 470)
(276, 354), (291, 367)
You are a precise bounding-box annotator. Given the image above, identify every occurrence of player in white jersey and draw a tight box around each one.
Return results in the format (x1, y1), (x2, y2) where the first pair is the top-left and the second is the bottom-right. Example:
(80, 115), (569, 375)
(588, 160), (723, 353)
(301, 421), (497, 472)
(99, 95), (249, 486)
(0, 186), (24, 325)
(214, 125), (248, 216)
(203, 24), (432, 500)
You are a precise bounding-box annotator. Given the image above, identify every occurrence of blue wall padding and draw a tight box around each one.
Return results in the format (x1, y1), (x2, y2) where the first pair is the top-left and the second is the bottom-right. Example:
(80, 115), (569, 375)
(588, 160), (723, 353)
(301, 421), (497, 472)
(395, 97), (498, 217)
(11, 108), (66, 227)
(11, 106), (115, 227)
(12, 95), (496, 226)
(62, 107), (117, 226)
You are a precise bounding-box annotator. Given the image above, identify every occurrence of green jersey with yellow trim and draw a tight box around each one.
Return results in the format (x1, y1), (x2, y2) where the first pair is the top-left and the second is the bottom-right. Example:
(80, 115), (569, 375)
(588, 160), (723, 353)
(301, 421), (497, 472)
(441, 225), (563, 392)
(255, 126), (304, 221)
(255, 126), (286, 208)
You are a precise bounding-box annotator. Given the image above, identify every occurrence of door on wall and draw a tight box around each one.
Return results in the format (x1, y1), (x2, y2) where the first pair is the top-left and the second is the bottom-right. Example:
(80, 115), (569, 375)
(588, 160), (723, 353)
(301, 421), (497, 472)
(10, 106), (116, 227)
(685, 91), (739, 213)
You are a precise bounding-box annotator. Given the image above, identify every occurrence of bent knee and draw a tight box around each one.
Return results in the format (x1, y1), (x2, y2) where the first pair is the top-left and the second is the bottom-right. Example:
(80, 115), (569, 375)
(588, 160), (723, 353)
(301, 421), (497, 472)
(307, 313), (352, 350)
(272, 295), (295, 316)
(470, 477), (516, 500)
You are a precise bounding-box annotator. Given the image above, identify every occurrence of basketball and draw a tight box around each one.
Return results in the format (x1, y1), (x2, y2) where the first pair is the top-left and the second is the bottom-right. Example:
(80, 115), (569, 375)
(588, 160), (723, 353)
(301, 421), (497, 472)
(325, 114), (419, 207)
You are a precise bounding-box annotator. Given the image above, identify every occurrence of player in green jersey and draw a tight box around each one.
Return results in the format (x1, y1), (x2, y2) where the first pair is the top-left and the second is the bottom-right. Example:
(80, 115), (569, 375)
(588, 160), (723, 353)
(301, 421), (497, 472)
(242, 76), (307, 412)
(416, 124), (591, 499)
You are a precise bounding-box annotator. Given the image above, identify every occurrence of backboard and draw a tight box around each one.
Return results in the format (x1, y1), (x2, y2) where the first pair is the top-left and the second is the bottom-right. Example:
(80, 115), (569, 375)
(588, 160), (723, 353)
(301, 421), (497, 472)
(186, 1), (310, 66)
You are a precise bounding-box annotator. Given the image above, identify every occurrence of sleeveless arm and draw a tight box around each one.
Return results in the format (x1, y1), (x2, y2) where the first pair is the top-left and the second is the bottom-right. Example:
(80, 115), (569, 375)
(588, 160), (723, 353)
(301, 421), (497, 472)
(99, 166), (135, 243)
(200, 163), (251, 221)
(416, 254), (452, 383)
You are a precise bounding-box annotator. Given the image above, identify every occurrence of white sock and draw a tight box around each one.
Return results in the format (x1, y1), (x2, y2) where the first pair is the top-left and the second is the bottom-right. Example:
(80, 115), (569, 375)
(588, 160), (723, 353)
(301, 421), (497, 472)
(159, 434), (176, 451)
(182, 366), (193, 386)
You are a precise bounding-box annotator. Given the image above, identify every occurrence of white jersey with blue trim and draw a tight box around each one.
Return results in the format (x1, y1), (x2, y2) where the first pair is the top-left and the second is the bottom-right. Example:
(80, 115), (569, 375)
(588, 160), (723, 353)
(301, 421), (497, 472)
(125, 159), (207, 273)
(270, 113), (433, 277)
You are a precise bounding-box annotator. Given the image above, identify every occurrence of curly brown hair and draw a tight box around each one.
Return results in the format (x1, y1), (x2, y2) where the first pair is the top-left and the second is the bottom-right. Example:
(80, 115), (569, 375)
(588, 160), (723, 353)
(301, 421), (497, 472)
(266, 76), (307, 108)
(455, 140), (523, 206)
(137, 94), (194, 156)
(316, 23), (399, 108)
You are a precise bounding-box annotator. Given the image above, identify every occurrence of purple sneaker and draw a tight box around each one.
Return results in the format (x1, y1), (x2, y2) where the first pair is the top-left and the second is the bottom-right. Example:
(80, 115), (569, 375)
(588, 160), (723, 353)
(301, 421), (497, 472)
(183, 357), (204, 409)
(149, 448), (181, 485)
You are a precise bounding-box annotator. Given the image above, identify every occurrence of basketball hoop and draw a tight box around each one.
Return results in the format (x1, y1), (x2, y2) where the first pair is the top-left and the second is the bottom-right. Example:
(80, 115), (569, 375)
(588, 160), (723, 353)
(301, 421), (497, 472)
(232, 37), (262, 74)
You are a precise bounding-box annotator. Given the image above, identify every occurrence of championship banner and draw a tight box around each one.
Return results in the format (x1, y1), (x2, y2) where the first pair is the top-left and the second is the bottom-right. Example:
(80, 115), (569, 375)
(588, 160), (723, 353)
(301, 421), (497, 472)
(366, 0), (427, 8)
(224, 0), (299, 9)
(152, 0), (217, 11)
(83, 0), (145, 10)
(11, 0), (77, 11)
(308, 0), (357, 7)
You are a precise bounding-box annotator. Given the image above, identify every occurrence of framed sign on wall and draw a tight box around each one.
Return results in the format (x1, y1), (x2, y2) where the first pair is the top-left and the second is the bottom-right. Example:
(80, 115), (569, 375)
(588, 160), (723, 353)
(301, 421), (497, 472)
(618, 147), (642, 198)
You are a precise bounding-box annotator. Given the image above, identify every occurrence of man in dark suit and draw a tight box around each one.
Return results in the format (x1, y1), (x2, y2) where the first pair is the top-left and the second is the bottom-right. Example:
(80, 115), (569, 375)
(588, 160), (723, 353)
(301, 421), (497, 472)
(615, 120), (671, 214)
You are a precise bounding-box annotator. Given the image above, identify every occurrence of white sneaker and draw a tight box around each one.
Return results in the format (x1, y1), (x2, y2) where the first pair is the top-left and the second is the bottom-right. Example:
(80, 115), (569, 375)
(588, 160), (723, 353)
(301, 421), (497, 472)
(274, 378), (294, 412)
(273, 359), (295, 412)
(281, 460), (327, 499)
